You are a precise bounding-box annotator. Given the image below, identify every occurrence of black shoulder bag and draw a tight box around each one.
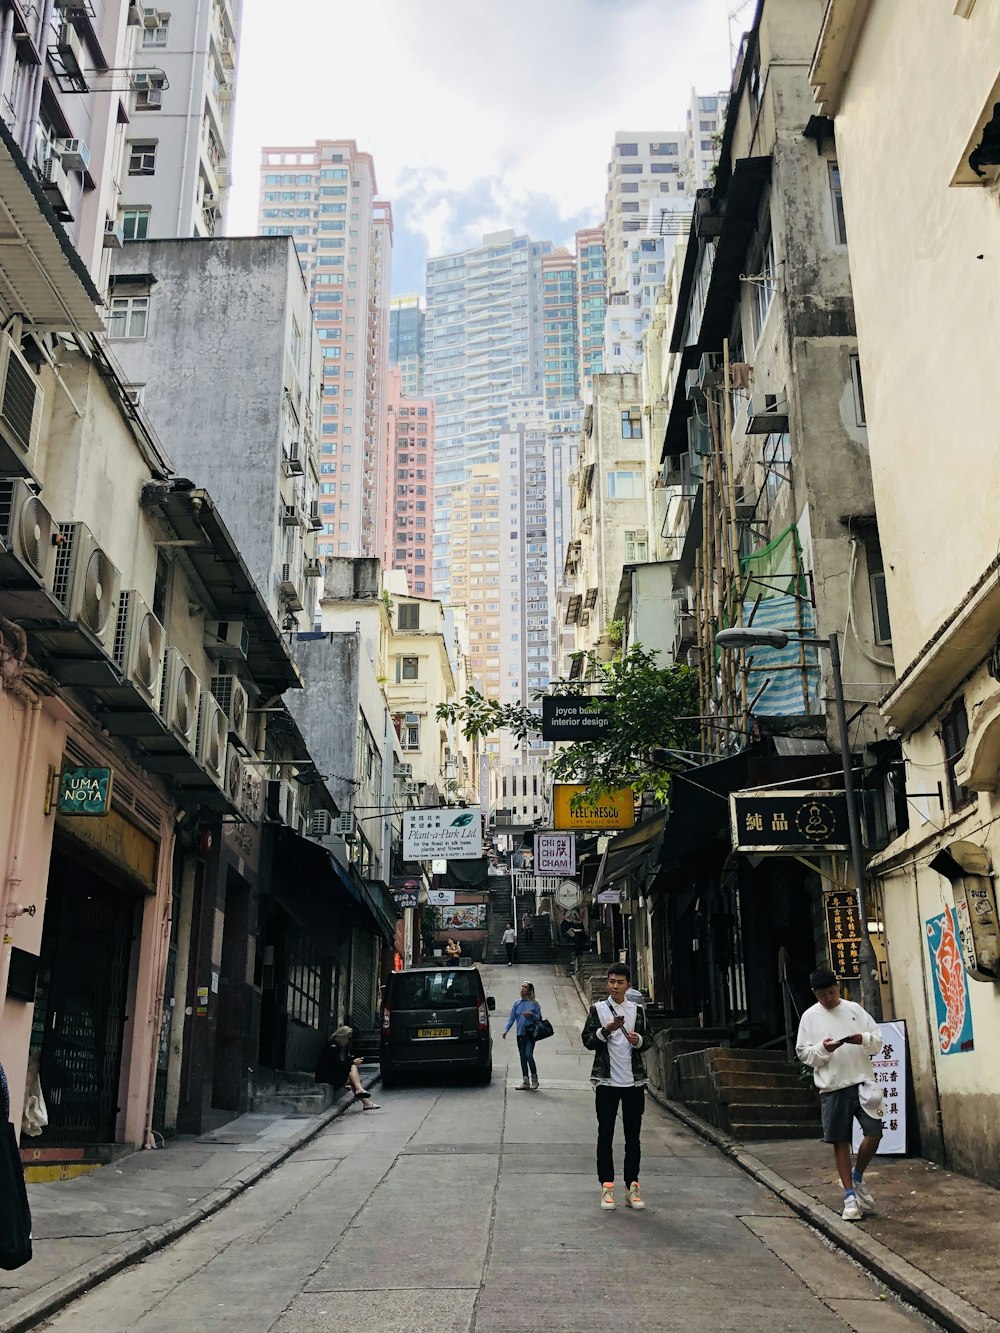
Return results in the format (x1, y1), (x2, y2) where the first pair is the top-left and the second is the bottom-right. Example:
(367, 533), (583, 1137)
(0, 1062), (32, 1270)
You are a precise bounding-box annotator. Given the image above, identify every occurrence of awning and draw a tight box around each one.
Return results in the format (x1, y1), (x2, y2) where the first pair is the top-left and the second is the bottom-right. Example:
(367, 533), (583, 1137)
(269, 825), (357, 953)
(0, 116), (103, 331)
(592, 811), (668, 897)
(698, 156), (773, 351)
(661, 344), (699, 459)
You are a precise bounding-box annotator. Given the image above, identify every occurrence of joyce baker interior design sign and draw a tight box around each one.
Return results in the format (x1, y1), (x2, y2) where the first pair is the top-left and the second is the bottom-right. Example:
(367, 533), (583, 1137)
(57, 766), (113, 817)
(729, 789), (850, 854)
(404, 809), (483, 861)
(541, 695), (611, 741)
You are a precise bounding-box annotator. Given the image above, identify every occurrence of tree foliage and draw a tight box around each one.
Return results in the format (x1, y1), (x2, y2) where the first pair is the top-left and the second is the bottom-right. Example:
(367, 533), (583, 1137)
(437, 646), (701, 807)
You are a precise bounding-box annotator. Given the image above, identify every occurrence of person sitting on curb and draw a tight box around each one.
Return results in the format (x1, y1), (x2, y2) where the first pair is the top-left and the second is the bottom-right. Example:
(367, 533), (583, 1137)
(315, 1025), (381, 1111)
(796, 966), (883, 1221)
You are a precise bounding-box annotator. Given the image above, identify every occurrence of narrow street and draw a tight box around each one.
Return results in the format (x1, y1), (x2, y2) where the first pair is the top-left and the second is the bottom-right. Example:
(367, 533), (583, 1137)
(34, 967), (933, 1333)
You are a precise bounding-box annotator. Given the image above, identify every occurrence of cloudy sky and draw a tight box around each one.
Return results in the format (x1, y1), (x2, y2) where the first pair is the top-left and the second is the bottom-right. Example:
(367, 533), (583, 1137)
(229, 0), (740, 294)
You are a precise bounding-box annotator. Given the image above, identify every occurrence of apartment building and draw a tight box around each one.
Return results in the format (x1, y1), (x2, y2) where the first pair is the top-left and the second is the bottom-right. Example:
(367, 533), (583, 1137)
(389, 294), (426, 396)
(683, 86), (728, 192)
(575, 224), (606, 394)
(381, 367), (434, 596)
(424, 229), (552, 600)
(119, 0), (242, 241)
(383, 592), (456, 804)
(257, 141), (392, 558)
(540, 250), (579, 404)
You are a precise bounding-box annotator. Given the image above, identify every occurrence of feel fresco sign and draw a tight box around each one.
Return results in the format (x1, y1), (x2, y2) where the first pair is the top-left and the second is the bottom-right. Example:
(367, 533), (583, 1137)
(926, 907), (975, 1055)
(57, 766), (113, 817)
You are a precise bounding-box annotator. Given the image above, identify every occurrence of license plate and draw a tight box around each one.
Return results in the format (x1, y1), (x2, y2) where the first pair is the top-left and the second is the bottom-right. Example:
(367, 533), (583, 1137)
(417, 1026), (453, 1038)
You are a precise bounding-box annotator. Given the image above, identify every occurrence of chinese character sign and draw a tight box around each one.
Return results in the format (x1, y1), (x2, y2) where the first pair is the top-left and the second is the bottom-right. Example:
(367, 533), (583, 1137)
(824, 891), (862, 980)
(926, 908), (975, 1055)
(729, 790), (850, 853)
(535, 833), (576, 875)
(403, 809), (484, 861)
(852, 1019), (907, 1155)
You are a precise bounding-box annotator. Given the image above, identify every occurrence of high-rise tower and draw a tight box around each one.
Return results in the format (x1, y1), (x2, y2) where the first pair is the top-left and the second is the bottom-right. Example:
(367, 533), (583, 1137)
(389, 295), (426, 396)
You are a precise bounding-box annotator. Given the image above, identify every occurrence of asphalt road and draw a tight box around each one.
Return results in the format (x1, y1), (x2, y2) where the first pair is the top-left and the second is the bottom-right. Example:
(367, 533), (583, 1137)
(37, 965), (937, 1333)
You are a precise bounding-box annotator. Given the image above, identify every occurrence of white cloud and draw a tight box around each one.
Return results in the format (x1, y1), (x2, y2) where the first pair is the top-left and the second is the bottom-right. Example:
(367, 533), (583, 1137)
(229, 0), (734, 287)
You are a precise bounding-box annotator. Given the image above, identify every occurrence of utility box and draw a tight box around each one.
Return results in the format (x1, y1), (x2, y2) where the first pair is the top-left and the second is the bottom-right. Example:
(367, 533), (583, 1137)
(930, 840), (1000, 982)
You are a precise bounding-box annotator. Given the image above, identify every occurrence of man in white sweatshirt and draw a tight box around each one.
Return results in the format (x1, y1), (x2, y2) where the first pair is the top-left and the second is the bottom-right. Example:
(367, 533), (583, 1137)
(796, 966), (883, 1222)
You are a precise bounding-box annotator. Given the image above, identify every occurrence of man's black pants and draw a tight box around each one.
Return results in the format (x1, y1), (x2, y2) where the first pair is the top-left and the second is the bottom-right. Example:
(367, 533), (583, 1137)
(595, 1084), (645, 1185)
(504, 942), (515, 964)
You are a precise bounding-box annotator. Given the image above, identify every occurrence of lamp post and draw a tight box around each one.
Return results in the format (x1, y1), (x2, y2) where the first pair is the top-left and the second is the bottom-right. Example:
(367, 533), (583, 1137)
(715, 627), (882, 1019)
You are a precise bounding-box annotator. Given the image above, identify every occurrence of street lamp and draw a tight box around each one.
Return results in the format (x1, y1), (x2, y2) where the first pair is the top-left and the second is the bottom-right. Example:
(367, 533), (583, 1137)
(715, 626), (882, 1019)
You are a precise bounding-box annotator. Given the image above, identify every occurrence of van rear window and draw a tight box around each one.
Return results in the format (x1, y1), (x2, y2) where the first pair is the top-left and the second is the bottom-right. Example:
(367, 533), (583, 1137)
(392, 972), (480, 1009)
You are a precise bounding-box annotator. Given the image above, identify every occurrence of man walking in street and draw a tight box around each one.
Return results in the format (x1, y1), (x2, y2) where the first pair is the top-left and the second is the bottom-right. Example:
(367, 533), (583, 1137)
(796, 966), (883, 1221)
(582, 962), (651, 1211)
(502, 923), (516, 966)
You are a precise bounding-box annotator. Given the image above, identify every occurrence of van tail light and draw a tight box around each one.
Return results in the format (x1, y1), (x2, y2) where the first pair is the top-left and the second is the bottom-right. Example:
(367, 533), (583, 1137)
(478, 1001), (489, 1033)
(382, 1003), (391, 1033)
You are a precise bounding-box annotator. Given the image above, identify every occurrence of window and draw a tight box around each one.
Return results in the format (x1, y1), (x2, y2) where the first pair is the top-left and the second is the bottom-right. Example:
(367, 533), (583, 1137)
(127, 142), (157, 176)
(607, 470), (644, 499)
(750, 220), (776, 344)
(397, 602), (420, 630)
(121, 207), (150, 241)
(141, 17), (168, 45)
(624, 529), (648, 562)
(830, 163), (848, 245)
(850, 353), (866, 426)
(865, 539), (891, 645)
(941, 699), (974, 813)
(108, 294), (149, 339)
(650, 141), (679, 156)
(763, 432), (791, 502)
(621, 408), (642, 439)
(400, 656), (419, 681)
(617, 142), (638, 156)
(285, 934), (322, 1030)
(403, 719), (420, 749)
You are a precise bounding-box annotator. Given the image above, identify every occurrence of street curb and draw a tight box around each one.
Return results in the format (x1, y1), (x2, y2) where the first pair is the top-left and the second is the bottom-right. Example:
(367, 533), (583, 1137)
(646, 1089), (1000, 1333)
(0, 1072), (381, 1333)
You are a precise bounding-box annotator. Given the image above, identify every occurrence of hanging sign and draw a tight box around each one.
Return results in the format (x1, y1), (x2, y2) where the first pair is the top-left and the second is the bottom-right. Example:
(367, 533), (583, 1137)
(597, 889), (622, 905)
(729, 789), (850, 853)
(427, 888), (456, 907)
(824, 891), (862, 980)
(404, 808), (483, 860)
(552, 785), (634, 831)
(57, 766), (113, 817)
(392, 878), (420, 910)
(535, 832), (576, 875)
(541, 695), (610, 741)
(852, 1019), (908, 1155)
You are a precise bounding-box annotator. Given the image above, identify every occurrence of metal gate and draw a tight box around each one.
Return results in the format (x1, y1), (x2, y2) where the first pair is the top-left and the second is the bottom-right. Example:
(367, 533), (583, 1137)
(350, 928), (376, 1033)
(37, 859), (136, 1144)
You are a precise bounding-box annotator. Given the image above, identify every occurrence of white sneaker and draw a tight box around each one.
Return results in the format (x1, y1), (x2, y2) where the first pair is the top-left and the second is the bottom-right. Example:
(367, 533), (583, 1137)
(626, 1182), (645, 1210)
(853, 1176), (875, 1211)
(600, 1183), (615, 1210)
(842, 1193), (863, 1221)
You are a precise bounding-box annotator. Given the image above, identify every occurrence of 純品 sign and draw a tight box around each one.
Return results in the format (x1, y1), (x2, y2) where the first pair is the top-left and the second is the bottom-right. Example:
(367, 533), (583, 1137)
(729, 789), (849, 854)
(57, 766), (113, 817)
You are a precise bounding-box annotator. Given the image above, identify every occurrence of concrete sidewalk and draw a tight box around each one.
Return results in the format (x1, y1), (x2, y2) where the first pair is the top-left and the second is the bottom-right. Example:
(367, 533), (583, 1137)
(569, 966), (1000, 1333)
(0, 1068), (380, 1333)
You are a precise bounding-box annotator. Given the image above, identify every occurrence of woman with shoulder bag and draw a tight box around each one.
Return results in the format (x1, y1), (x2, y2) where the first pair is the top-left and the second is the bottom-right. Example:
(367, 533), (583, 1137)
(502, 982), (545, 1090)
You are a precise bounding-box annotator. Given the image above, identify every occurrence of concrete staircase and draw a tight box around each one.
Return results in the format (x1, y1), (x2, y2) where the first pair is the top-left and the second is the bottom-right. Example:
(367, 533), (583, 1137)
(486, 879), (556, 964)
(672, 1046), (821, 1140)
(248, 1070), (335, 1116)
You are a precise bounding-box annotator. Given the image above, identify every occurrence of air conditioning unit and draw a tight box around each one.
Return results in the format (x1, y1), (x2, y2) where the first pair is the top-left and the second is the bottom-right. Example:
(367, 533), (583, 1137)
(303, 557), (322, 578)
(403, 781), (420, 797)
(0, 480), (55, 585)
(113, 589), (165, 707)
(58, 137), (90, 173)
(746, 392), (789, 435)
(279, 563), (303, 611)
(196, 693), (227, 784)
(51, 523), (120, 654)
(697, 352), (723, 389)
(397, 763), (413, 778)
(160, 646), (201, 749)
(210, 673), (251, 749)
(310, 809), (332, 838)
(41, 155), (72, 216)
(404, 712), (419, 726)
(333, 812), (357, 841)
(281, 503), (300, 527)
(284, 442), (305, 476)
(280, 780), (297, 827)
(218, 36), (235, 68)
(204, 619), (249, 662)
(142, 6), (162, 27)
(733, 483), (758, 521)
(102, 217), (125, 250)
(216, 81), (233, 102)
(56, 23), (85, 76)
(0, 336), (44, 473)
(224, 746), (244, 802)
(308, 501), (322, 530)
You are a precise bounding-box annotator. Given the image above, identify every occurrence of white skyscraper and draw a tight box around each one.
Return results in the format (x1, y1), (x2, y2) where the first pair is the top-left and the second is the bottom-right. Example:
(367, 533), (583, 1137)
(119, 0), (243, 241)
(424, 229), (552, 601)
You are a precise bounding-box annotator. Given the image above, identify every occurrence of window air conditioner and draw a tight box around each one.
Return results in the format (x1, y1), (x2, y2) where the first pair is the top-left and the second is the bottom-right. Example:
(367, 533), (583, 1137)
(746, 392), (789, 435)
(103, 217), (125, 250)
(113, 589), (165, 707)
(281, 503), (300, 527)
(697, 352), (723, 388)
(204, 618), (250, 662)
(284, 441), (304, 476)
(333, 812), (357, 841)
(308, 501), (322, 530)
(310, 809), (332, 838)
(56, 23), (85, 76)
(403, 781), (420, 797)
(51, 522), (121, 655)
(142, 6), (162, 28)
(196, 692), (228, 784)
(0, 479), (56, 586)
(210, 673), (251, 749)
(58, 138), (90, 173)
(41, 155), (72, 217)
(303, 557), (322, 578)
(404, 712), (419, 725)
(160, 646), (201, 749)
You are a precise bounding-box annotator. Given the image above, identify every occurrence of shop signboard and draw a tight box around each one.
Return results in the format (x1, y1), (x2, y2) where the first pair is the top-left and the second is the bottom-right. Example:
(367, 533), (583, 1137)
(552, 785), (634, 831)
(392, 878), (420, 911)
(824, 891), (862, 980)
(403, 808), (483, 861)
(596, 889), (622, 905)
(427, 889), (456, 907)
(541, 694), (610, 741)
(57, 766), (113, 817)
(535, 832), (576, 875)
(852, 1019), (908, 1155)
(729, 789), (850, 854)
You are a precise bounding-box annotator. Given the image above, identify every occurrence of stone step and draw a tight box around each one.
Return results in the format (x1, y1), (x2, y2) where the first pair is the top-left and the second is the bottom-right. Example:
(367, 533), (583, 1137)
(727, 1100), (819, 1122)
(715, 1070), (803, 1092)
(712, 1057), (801, 1077)
(249, 1090), (334, 1115)
(729, 1121), (822, 1141)
(723, 1083), (816, 1106)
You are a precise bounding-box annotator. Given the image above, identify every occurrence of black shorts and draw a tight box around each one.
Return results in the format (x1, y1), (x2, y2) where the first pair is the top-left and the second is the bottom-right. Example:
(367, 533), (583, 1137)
(820, 1084), (884, 1144)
